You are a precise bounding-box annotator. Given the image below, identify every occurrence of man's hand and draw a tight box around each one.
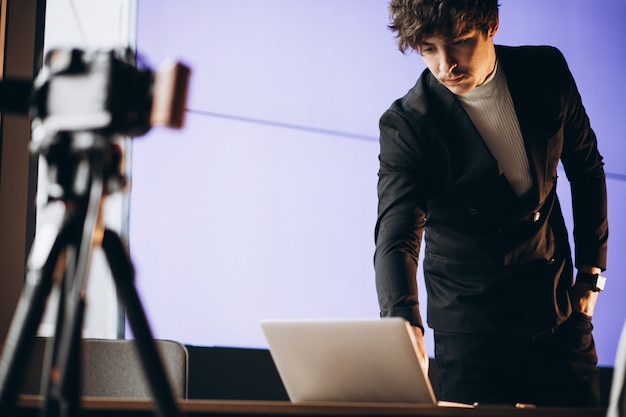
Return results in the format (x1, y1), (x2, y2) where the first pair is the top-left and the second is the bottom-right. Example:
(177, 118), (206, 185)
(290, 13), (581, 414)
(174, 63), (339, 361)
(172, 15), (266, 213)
(570, 284), (599, 317)
(410, 326), (430, 376)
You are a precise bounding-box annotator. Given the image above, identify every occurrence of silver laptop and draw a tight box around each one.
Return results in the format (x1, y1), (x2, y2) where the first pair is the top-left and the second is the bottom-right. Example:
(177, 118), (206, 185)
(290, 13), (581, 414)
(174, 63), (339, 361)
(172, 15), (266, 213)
(260, 317), (437, 404)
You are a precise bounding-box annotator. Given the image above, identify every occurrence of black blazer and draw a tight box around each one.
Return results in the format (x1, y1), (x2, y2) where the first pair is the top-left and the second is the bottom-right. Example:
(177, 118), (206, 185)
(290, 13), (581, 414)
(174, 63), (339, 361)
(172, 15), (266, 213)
(374, 45), (608, 334)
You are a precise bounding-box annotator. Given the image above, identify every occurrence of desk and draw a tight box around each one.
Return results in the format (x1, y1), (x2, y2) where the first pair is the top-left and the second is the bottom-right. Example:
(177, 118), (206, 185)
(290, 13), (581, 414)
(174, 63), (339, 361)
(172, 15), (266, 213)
(16, 395), (607, 417)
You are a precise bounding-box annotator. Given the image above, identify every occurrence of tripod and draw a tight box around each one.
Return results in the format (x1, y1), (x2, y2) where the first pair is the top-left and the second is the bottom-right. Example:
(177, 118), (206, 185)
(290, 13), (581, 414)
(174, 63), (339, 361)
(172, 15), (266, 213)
(0, 131), (182, 417)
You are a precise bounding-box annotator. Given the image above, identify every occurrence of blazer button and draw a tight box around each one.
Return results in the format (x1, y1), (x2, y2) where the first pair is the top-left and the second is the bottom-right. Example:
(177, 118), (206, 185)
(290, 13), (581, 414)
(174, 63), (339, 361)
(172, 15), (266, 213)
(532, 212), (541, 222)
(468, 208), (479, 215)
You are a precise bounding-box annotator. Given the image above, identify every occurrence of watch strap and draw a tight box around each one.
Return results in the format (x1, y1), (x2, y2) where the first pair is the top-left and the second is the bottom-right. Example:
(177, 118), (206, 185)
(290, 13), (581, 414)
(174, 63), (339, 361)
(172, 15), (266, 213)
(576, 272), (606, 292)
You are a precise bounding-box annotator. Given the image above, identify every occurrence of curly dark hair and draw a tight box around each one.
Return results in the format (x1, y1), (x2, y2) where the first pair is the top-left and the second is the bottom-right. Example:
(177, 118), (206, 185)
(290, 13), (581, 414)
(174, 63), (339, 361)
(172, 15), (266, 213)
(388, 0), (499, 53)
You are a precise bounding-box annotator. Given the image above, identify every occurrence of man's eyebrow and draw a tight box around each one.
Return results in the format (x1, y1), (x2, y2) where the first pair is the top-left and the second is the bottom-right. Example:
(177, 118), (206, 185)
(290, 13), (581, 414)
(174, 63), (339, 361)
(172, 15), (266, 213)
(454, 31), (474, 39)
(453, 28), (476, 38)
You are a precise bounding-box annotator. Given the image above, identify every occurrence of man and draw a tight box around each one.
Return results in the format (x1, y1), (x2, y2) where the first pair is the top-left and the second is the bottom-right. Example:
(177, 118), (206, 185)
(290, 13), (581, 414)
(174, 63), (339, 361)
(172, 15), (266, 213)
(374, 0), (608, 407)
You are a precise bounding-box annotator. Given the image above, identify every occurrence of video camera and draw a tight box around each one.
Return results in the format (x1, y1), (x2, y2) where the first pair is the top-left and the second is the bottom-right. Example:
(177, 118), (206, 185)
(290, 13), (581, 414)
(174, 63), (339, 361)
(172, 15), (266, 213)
(25, 48), (190, 200)
(31, 47), (190, 138)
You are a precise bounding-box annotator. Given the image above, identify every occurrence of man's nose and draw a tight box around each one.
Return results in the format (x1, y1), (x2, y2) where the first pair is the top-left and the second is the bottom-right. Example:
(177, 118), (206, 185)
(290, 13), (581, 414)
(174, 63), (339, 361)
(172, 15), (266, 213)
(439, 49), (457, 74)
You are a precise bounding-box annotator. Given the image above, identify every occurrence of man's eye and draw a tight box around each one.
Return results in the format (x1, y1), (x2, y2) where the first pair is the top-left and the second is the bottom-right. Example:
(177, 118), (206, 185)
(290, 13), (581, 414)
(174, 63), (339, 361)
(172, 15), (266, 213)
(420, 46), (435, 54)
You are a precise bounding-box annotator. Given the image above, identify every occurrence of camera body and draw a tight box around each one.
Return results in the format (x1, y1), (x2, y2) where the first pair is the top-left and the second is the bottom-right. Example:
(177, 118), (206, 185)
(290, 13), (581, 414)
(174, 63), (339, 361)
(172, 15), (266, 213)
(32, 48), (189, 137)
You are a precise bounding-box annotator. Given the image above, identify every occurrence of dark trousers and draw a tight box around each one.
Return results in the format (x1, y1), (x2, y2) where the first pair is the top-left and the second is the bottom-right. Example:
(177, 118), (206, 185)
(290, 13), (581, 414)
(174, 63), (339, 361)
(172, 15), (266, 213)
(433, 312), (601, 406)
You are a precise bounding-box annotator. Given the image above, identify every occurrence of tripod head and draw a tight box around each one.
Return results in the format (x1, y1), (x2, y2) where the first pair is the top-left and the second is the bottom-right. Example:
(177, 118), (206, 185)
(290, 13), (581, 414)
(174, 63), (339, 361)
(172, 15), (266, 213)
(34, 131), (125, 205)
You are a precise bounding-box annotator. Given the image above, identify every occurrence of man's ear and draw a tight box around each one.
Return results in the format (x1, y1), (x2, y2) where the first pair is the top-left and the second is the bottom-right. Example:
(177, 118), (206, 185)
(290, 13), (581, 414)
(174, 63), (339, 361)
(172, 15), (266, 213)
(489, 16), (499, 38)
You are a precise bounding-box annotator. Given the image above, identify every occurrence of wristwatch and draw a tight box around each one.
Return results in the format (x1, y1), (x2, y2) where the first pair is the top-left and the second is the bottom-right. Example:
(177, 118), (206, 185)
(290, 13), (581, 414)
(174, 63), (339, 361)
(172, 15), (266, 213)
(576, 272), (607, 292)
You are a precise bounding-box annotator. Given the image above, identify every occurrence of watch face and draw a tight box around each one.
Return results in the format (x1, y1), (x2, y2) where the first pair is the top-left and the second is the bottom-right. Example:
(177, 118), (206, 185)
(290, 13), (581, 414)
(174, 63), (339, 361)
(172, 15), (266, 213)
(595, 274), (607, 291)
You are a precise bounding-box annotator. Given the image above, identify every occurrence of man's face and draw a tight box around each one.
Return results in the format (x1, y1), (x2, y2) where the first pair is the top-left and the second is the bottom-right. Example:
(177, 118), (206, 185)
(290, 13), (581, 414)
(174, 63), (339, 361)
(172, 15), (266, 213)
(418, 20), (499, 95)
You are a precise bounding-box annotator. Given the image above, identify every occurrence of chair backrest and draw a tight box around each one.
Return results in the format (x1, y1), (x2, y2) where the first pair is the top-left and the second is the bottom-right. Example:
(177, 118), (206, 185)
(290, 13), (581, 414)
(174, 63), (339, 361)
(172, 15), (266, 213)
(19, 337), (188, 399)
(607, 320), (626, 417)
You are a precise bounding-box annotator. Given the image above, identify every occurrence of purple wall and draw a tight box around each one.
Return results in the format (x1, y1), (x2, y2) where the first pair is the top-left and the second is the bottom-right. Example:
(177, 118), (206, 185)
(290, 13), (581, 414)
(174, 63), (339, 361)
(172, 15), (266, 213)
(130, 0), (626, 366)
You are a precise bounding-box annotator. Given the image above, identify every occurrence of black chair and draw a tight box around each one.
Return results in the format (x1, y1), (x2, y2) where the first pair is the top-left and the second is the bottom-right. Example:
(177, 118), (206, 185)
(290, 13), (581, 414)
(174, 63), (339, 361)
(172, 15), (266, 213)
(17, 337), (188, 399)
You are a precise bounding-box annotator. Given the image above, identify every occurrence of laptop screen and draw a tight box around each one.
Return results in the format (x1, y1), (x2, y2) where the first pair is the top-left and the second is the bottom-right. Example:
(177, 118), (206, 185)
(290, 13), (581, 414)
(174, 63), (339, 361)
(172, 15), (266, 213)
(261, 318), (437, 404)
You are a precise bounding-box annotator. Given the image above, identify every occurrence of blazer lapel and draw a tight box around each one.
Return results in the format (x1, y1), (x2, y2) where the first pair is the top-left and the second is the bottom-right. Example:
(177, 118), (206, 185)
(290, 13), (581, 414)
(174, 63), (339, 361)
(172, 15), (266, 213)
(497, 46), (562, 205)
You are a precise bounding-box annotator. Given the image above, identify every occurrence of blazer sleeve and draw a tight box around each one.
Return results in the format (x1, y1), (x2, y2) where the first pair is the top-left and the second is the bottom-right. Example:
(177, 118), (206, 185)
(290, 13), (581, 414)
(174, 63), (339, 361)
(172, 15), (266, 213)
(555, 48), (609, 270)
(374, 104), (433, 332)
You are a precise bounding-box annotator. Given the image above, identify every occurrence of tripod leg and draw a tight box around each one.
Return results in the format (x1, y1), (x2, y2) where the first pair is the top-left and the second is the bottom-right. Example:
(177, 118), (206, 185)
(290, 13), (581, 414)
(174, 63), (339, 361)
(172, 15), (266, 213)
(41, 270), (86, 417)
(43, 154), (106, 417)
(102, 229), (181, 417)
(0, 215), (75, 417)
